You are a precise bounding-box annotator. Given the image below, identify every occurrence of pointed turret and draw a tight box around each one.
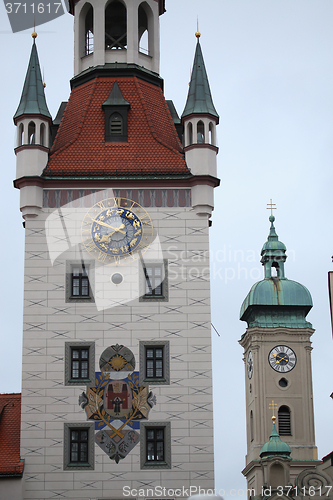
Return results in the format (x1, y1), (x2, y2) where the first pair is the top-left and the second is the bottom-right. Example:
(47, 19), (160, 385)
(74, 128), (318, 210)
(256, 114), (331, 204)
(182, 32), (220, 218)
(14, 33), (51, 219)
(14, 38), (51, 122)
(182, 38), (218, 120)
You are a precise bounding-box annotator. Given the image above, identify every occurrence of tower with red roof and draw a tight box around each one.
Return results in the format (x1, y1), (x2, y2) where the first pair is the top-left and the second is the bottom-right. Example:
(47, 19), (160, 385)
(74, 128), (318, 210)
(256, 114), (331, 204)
(13, 1), (219, 497)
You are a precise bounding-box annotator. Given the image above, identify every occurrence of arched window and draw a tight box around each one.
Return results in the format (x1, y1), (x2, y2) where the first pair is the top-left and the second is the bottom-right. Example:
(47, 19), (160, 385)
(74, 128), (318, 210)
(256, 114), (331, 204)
(278, 406), (291, 435)
(138, 4), (149, 54)
(28, 121), (35, 145)
(209, 122), (215, 145)
(250, 410), (254, 442)
(188, 122), (193, 146)
(271, 262), (280, 278)
(105, 0), (127, 50)
(85, 6), (94, 55)
(110, 113), (123, 136)
(197, 121), (205, 144)
(18, 123), (24, 146)
(40, 123), (46, 147)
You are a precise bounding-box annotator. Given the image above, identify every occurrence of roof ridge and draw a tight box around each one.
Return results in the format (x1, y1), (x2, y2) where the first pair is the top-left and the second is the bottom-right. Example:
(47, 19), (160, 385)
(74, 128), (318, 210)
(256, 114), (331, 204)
(134, 78), (186, 162)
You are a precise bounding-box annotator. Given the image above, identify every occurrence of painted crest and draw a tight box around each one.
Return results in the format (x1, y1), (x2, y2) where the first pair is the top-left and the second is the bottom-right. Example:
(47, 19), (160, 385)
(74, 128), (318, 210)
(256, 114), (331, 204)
(79, 344), (156, 463)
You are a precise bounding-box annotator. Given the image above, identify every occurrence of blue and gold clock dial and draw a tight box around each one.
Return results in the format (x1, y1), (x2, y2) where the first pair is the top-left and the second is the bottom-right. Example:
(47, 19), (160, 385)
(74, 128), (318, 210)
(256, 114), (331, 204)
(81, 197), (153, 264)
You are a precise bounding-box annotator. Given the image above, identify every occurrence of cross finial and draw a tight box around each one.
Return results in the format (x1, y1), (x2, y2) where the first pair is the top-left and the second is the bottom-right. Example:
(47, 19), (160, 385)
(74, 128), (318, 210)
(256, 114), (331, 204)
(267, 199), (276, 216)
(269, 400), (278, 423)
(196, 16), (201, 38)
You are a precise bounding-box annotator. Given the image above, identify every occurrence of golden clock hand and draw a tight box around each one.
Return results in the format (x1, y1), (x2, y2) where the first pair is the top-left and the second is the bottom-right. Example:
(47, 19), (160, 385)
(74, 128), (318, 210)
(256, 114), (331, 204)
(92, 218), (118, 231)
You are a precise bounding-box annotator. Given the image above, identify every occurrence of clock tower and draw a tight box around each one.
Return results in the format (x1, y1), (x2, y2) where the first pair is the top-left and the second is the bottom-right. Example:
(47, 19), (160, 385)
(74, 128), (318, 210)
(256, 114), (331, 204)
(239, 215), (319, 494)
(13, 1), (219, 498)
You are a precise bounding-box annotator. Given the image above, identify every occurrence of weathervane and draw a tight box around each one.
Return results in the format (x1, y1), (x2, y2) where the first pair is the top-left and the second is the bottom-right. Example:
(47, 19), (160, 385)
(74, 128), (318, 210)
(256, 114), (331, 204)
(267, 199), (276, 216)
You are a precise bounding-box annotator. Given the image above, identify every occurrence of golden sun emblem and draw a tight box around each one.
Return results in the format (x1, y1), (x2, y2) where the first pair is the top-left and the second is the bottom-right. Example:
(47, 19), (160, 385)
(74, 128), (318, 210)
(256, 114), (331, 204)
(110, 354), (127, 371)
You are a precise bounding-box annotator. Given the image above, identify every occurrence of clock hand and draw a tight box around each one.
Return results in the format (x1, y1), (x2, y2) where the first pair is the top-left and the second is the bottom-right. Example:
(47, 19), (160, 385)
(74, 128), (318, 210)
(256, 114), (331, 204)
(92, 219), (119, 231)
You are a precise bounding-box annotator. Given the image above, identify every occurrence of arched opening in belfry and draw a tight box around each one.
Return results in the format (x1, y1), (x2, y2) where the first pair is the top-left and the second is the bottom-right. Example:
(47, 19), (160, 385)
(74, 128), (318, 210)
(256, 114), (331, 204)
(278, 406), (291, 435)
(271, 261), (280, 278)
(250, 410), (254, 442)
(197, 120), (205, 144)
(40, 123), (46, 147)
(138, 3), (151, 55)
(105, 0), (127, 50)
(209, 121), (215, 145)
(28, 121), (35, 145)
(188, 122), (193, 146)
(85, 5), (94, 55)
(18, 123), (24, 146)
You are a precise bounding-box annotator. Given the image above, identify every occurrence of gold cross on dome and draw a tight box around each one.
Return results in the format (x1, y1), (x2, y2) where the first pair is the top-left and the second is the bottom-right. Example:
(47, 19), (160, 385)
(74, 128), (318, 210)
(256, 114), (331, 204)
(267, 199), (276, 216)
(269, 400), (278, 422)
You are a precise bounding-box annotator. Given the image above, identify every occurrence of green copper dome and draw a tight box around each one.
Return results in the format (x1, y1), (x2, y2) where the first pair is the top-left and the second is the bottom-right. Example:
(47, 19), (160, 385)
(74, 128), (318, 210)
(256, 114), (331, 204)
(240, 216), (313, 328)
(260, 420), (291, 459)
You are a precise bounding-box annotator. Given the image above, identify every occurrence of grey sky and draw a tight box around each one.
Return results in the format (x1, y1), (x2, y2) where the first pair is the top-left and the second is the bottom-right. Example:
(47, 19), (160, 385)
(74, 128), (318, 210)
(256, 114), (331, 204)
(0, 0), (332, 496)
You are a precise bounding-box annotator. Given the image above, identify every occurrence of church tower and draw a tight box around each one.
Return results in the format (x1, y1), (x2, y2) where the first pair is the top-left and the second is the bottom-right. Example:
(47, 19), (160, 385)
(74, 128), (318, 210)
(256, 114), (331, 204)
(239, 214), (319, 494)
(13, 2), (219, 498)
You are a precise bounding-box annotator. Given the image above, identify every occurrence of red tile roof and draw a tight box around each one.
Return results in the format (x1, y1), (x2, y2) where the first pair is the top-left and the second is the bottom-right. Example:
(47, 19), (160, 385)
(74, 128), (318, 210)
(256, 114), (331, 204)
(44, 77), (190, 178)
(0, 394), (24, 477)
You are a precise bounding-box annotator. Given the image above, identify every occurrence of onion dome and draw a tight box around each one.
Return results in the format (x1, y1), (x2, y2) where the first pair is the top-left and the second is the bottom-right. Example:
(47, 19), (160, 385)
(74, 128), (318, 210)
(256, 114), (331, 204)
(260, 417), (291, 459)
(240, 216), (313, 328)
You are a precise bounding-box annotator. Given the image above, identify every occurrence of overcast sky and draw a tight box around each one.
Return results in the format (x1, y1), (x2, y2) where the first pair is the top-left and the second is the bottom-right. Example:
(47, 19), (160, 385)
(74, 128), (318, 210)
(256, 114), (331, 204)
(0, 0), (332, 496)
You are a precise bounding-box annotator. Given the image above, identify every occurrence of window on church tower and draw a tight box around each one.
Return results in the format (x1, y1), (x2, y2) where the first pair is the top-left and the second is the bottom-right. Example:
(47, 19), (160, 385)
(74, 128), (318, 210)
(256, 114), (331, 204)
(85, 5), (94, 55)
(197, 120), (205, 144)
(105, 1), (127, 50)
(140, 421), (171, 469)
(28, 121), (35, 144)
(278, 405), (291, 435)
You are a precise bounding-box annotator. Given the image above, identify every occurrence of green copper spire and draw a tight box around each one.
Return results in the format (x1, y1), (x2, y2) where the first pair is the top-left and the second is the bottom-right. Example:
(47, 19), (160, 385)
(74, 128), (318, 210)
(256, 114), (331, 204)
(13, 38), (51, 122)
(260, 418), (291, 459)
(102, 81), (130, 107)
(182, 37), (219, 120)
(240, 215), (313, 328)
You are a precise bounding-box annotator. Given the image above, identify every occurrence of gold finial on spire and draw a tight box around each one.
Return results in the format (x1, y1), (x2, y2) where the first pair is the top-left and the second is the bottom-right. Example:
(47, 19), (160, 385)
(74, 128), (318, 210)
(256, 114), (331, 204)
(32, 17), (37, 39)
(195, 16), (201, 38)
(267, 198), (277, 216)
(42, 67), (46, 88)
(269, 400), (278, 423)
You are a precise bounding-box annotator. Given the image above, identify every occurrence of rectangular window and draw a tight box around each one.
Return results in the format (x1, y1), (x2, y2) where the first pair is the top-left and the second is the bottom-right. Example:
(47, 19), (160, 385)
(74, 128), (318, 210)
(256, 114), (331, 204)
(64, 342), (95, 386)
(64, 423), (94, 470)
(144, 265), (163, 297)
(66, 261), (94, 303)
(139, 341), (170, 386)
(140, 421), (171, 469)
(146, 427), (164, 462)
(146, 347), (163, 379)
(140, 260), (168, 302)
(70, 428), (88, 464)
(71, 265), (89, 297)
(71, 347), (89, 380)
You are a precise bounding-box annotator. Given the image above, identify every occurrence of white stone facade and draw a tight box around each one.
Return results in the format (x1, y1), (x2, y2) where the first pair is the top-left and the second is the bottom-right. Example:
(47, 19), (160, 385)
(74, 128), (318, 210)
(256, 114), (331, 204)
(20, 187), (215, 499)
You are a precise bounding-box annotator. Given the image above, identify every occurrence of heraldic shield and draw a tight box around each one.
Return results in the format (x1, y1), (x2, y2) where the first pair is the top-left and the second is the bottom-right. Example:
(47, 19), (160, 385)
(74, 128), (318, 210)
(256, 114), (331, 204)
(79, 344), (156, 463)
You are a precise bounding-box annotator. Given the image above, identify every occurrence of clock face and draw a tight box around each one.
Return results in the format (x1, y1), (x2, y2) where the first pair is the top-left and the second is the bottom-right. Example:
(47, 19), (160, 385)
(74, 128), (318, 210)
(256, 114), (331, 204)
(268, 345), (297, 373)
(247, 350), (253, 379)
(81, 197), (153, 265)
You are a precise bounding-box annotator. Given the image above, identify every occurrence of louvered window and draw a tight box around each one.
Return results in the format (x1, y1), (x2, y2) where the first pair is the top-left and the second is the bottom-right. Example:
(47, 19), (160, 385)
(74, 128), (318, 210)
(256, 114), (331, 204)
(278, 405), (291, 435)
(110, 113), (123, 135)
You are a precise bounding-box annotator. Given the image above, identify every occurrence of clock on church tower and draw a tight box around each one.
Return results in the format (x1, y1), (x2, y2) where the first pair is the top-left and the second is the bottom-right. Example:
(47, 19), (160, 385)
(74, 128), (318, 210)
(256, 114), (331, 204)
(13, 0), (220, 498)
(239, 212), (319, 494)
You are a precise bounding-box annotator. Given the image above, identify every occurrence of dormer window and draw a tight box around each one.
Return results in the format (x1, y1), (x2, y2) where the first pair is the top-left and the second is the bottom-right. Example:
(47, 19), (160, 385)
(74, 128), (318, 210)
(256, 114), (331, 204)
(102, 81), (130, 142)
(110, 113), (123, 136)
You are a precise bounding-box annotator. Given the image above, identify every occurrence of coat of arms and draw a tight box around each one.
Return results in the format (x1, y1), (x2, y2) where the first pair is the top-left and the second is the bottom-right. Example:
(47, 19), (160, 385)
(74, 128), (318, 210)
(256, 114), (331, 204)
(79, 344), (156, 463)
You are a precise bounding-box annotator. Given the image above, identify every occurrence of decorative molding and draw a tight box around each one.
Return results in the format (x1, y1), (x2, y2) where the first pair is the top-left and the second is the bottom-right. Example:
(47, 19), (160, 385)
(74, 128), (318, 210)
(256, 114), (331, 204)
(63, 422), (95, 470)
(64, 341), (95, 386)
(43, 188), (191, 208)
(139, 340), (170, 386)
(140, 421), (171, 470)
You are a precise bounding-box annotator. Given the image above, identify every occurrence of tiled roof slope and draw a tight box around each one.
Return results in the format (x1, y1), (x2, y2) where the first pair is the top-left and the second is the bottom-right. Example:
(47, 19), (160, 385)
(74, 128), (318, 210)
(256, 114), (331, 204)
(0, 394), (24, 477)
(44, 77), (190, 178)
